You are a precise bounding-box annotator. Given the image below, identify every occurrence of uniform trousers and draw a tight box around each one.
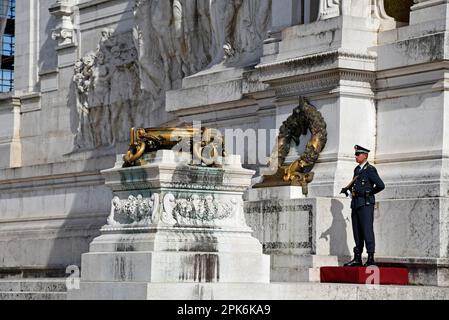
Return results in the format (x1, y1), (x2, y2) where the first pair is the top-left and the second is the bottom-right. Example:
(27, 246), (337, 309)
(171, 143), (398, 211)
(351, 204), (375, 254)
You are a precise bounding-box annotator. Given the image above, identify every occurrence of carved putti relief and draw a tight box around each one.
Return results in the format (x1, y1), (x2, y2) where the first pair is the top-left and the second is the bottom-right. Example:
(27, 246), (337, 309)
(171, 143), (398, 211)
(107, 194), (159, 227)
(162, 193), (237, 226)
(73, 30), (141, 149)
(72, 0), (272, 150)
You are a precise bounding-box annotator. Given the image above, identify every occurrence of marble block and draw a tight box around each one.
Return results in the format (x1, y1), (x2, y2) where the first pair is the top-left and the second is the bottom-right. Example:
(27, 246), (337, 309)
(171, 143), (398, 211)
(246, 186), (306, 201)
(245, 190), (449, 286)
(70, 150), (270, 299)
(165, 67), (253, 113)
(245, 196), (352, 282)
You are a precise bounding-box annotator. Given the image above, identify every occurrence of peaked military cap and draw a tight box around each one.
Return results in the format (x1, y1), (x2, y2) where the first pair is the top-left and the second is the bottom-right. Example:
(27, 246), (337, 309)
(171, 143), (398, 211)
(354, 145), (370, 155)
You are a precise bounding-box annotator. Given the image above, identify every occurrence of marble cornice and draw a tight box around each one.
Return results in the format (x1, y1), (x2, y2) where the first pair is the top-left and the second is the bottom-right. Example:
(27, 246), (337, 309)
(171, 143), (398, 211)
(0, 171), (105, 193)
(255, 49), (378, 83)
(77, 0), (115, 9)
(0, 94), (21, 110)
(267, 69), (376, 99)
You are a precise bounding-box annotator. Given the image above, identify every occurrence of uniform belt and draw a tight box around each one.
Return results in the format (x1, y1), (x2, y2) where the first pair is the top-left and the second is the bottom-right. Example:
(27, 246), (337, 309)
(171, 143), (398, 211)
(352, 191), (371, 197)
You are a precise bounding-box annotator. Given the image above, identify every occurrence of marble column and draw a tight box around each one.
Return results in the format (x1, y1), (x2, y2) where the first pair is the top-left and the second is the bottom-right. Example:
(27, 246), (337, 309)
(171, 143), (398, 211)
(14, 0), (40, 92)
(0, 94), (21, 169)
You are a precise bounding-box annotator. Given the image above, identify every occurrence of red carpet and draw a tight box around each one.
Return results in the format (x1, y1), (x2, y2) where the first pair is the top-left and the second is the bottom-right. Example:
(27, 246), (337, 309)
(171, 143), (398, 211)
(320, 267), (409, 285)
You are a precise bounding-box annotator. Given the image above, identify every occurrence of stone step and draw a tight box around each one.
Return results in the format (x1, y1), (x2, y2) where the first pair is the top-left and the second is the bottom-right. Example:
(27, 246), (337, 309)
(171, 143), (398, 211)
(0, 279), (67, 293)
(0, 292), (66, 300)
(0, 279), (67, 300)
(0, 275), (69, 301)
(271, 255), (340, 282)
(69, 281), (449, 300)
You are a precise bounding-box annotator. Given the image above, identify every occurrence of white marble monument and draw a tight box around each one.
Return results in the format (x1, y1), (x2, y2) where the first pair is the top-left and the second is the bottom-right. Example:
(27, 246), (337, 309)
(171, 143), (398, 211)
(2, 0), (449, 300)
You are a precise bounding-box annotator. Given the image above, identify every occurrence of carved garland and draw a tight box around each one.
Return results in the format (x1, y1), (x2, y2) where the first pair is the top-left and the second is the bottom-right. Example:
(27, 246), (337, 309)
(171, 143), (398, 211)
(162, 193), (237, 226)
(106, 194), (159, 227)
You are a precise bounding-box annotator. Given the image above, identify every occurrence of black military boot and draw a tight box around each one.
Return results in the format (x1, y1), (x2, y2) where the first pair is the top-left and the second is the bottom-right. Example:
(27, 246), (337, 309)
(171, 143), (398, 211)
(344, 249), (363, 267)
(364, 253), (376, 267)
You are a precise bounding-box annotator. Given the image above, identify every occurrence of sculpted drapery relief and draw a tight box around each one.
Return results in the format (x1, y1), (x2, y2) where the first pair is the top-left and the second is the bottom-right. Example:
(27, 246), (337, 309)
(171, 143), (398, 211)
(73, 30), (141, 149)
(71, 0), (393, 151)
(72, 0), (272, 150)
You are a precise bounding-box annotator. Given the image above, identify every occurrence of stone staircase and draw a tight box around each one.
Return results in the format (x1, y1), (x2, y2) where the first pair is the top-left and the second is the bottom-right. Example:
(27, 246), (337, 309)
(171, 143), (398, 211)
(3, 277), (449, 300)
(271, 255), (341, 282)
(0, 279), (67, 300)
(70, 281), (449, 300)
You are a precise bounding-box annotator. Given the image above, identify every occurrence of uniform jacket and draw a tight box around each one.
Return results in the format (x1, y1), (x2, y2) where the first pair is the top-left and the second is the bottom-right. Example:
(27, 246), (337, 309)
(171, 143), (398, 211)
(351, 162), (385, 209)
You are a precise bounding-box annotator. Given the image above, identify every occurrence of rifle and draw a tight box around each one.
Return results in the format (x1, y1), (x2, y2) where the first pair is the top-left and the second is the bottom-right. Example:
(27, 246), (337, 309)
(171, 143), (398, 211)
(340, 175), (358, 197)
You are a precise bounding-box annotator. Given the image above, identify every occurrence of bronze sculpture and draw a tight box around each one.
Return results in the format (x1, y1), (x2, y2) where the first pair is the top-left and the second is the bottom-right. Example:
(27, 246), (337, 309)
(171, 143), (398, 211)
(123, 126), (225, 167)
(255, 97), (328, 195)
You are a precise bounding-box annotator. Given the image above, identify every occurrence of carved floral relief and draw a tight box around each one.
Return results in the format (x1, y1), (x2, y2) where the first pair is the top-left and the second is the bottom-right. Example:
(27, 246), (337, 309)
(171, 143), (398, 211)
(162, 193), (237, 226)
(106, 194), (159, 227)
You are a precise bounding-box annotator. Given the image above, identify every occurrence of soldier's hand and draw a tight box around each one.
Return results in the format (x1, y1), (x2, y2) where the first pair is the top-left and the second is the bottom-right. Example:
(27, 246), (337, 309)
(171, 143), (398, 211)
(340, 188), (349, 197)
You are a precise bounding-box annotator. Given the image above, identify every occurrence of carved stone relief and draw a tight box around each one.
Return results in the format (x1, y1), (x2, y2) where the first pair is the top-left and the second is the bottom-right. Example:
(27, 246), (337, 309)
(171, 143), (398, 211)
(107, 194), (159, 227)
(209, 0), (272, 66)
(73, 30), (141, 149)
(71, 0), (272, 150)
(134, 0), (212, 92)
(162, 193), (237, 226)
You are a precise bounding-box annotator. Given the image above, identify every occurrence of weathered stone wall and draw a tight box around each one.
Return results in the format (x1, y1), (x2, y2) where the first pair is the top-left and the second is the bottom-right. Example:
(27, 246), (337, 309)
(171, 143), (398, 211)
(0, 0), (273, 273)
(2, 0), (449, 278)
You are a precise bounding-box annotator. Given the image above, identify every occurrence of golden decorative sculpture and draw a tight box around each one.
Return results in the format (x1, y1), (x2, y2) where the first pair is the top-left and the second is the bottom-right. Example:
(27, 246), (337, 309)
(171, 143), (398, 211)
(123, 127), (225, 167)
(255, 97), (328, 195)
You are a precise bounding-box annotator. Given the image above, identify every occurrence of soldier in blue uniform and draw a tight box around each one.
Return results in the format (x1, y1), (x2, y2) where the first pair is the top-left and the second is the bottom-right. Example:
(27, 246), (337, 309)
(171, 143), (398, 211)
(340, 145), (385, 267)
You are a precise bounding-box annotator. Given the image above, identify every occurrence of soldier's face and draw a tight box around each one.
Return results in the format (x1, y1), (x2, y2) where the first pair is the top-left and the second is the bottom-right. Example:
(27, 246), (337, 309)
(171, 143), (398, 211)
(355, 153), (368, 164)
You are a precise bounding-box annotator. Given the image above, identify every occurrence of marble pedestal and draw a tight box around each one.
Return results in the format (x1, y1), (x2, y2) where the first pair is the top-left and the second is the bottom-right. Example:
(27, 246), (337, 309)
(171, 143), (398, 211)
(68, 150), (269, 300)
(244, 186), (352, 282)
(245, 186), (449, 287)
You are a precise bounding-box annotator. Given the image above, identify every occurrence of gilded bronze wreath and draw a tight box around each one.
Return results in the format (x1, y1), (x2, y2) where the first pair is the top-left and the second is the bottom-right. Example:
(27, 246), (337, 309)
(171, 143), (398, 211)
(255, 97), (327, 195)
